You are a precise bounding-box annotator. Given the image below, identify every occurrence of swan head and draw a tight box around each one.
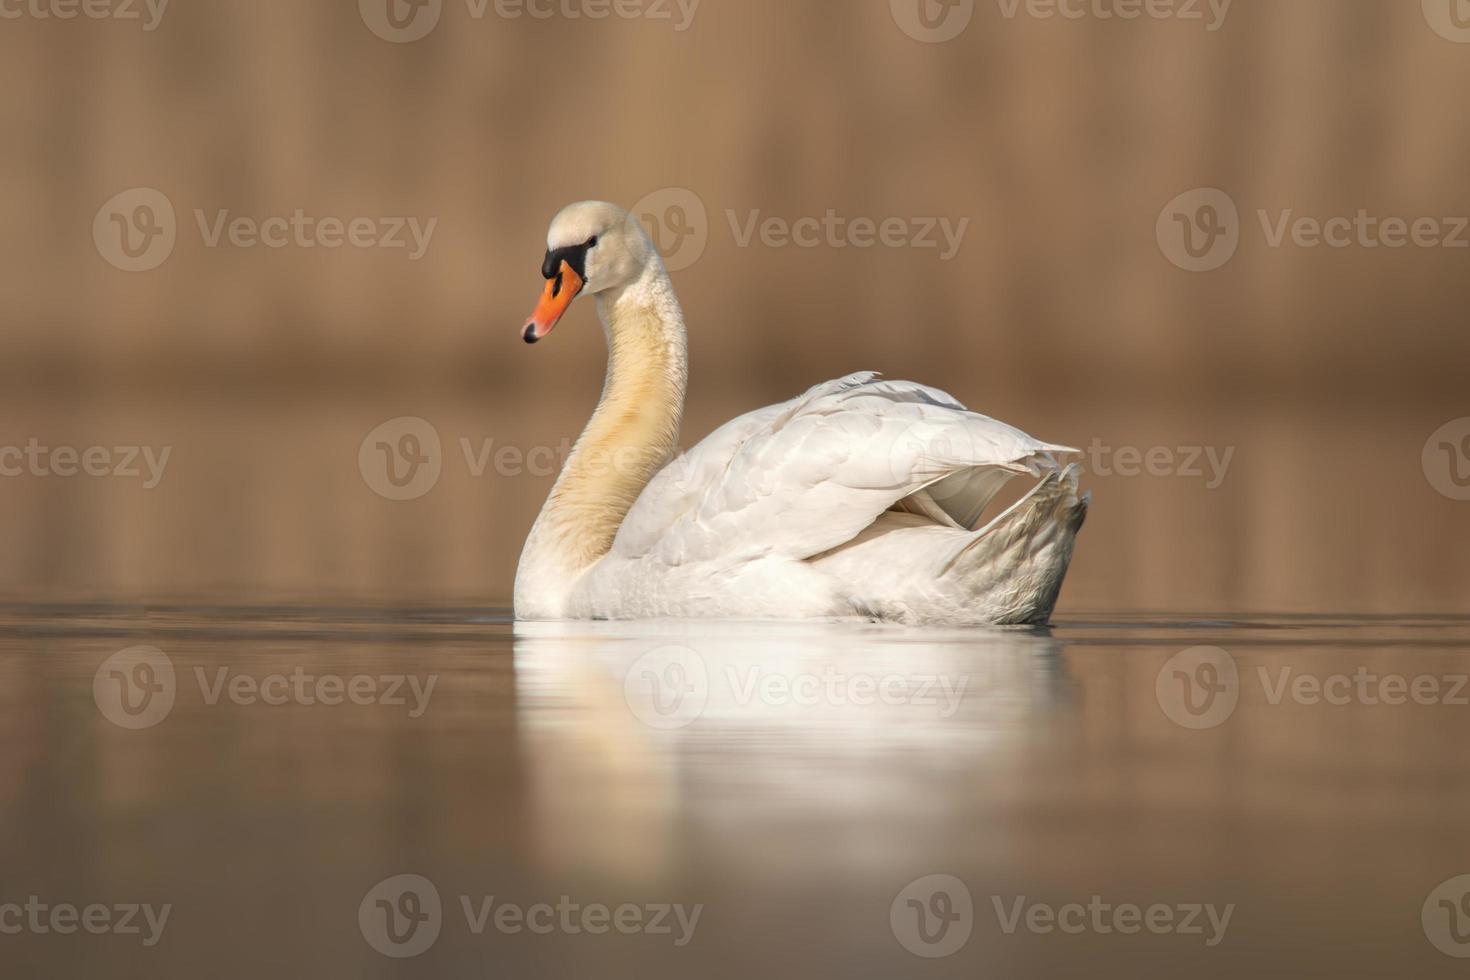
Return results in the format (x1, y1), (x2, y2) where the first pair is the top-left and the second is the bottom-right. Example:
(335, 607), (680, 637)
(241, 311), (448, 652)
(522, 201), (656, 344)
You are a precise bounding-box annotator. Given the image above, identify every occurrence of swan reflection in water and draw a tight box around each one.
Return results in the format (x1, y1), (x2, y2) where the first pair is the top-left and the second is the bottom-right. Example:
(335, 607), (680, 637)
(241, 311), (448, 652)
(511, 620), (1072, 882)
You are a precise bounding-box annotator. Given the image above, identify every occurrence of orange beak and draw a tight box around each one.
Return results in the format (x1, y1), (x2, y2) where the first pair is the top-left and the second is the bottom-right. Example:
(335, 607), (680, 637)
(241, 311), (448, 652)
(522, 260), (584, 344)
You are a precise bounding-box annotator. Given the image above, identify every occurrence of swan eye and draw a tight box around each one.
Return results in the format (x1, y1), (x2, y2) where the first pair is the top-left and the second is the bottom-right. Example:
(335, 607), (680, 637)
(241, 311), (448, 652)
(542, 239), (594, 280)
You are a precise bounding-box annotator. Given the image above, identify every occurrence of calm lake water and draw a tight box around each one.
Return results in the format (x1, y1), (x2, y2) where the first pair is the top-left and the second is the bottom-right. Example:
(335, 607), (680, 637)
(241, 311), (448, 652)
(3, 607), (1470, 977)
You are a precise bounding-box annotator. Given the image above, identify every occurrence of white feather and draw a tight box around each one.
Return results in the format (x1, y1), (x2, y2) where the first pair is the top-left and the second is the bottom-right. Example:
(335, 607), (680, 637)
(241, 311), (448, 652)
(514, 202), (1089, 625)
(568, 374), (1087, 624)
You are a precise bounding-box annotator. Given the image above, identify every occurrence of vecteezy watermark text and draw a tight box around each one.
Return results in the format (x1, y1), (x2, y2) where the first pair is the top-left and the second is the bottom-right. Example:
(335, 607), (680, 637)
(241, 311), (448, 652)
(726, 210), (970, 261)
(0, 440), (170, 489)
(890, 0), (1231, 43)
(194, 210), (436, 259)
(0, 897), (170, 947)
(723, 665), (969, 717)
(625, 188), (972, 272)
(888, 875), (1234, 958)
(994, 0), (1232, 30)
(358, 874), (702, 958)
(93, 646), (438, 730)
(0, 0), (168, 30)
(622, 646), (975, 729)
(94, 188), (437, 272)
(1258, 209), (1470, 251)
(1157, 187), (1470, 272)
(990, 895), (1234, 946)
(1082, 438), (1233, 489)
(363, 422), (1234, 504)
(194, 667), (437, 717)
(1157, 646), (1470, 730)
(359, 0), (701, 43)
(359, 417), (699, 501)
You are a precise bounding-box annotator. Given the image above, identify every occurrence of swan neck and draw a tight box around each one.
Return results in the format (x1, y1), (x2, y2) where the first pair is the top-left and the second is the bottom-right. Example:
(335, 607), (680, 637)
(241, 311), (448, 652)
(515, 264), (687, 614)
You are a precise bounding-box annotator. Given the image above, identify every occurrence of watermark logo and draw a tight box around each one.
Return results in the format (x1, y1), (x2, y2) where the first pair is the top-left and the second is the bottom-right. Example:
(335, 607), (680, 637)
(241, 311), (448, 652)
(890, 0), (975, 42)
(1424, 874), (1470, 957)
(360, 417), (443, 501)
(890, 874), (974, 958)
(1423, 0), (1470, 43)
(1423, 418), (1470, 501)
(630, 187), (709, 273)
(360, 0), (443, 42)
(360, 874), (443, 958)
(93, 646), (177, 730)
(94, 187), (177, 273)
(883, 418), (987, 489)
(1157, 188), (1240, 272)
(1155, 646), (1238, 729)
(623, 645), (709, 729)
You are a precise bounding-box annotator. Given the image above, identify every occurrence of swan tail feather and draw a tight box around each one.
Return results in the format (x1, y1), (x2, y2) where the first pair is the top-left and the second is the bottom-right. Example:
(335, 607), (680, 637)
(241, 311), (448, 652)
(939, 464), (1089, 625)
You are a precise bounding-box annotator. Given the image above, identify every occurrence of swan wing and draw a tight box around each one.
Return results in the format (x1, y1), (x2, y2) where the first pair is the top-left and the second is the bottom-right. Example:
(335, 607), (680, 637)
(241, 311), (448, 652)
(612, 372), (1074, 566)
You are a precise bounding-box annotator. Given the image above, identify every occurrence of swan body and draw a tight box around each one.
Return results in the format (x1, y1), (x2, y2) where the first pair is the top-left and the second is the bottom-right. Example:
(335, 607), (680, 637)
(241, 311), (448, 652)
(514, 202), (1088, 625)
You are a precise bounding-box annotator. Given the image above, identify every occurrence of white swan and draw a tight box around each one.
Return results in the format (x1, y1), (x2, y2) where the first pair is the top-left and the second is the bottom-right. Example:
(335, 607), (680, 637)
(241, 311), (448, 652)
(514, 201), (1089, 625)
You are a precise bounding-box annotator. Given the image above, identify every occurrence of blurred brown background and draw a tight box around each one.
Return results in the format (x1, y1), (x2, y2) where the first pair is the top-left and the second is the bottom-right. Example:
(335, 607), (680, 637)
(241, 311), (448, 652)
(1, 0), (1468, 612)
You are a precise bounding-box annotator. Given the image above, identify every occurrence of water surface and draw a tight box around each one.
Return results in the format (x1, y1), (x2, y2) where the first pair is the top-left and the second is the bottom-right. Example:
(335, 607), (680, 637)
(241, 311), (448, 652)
(2, 607), (1469, 977)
